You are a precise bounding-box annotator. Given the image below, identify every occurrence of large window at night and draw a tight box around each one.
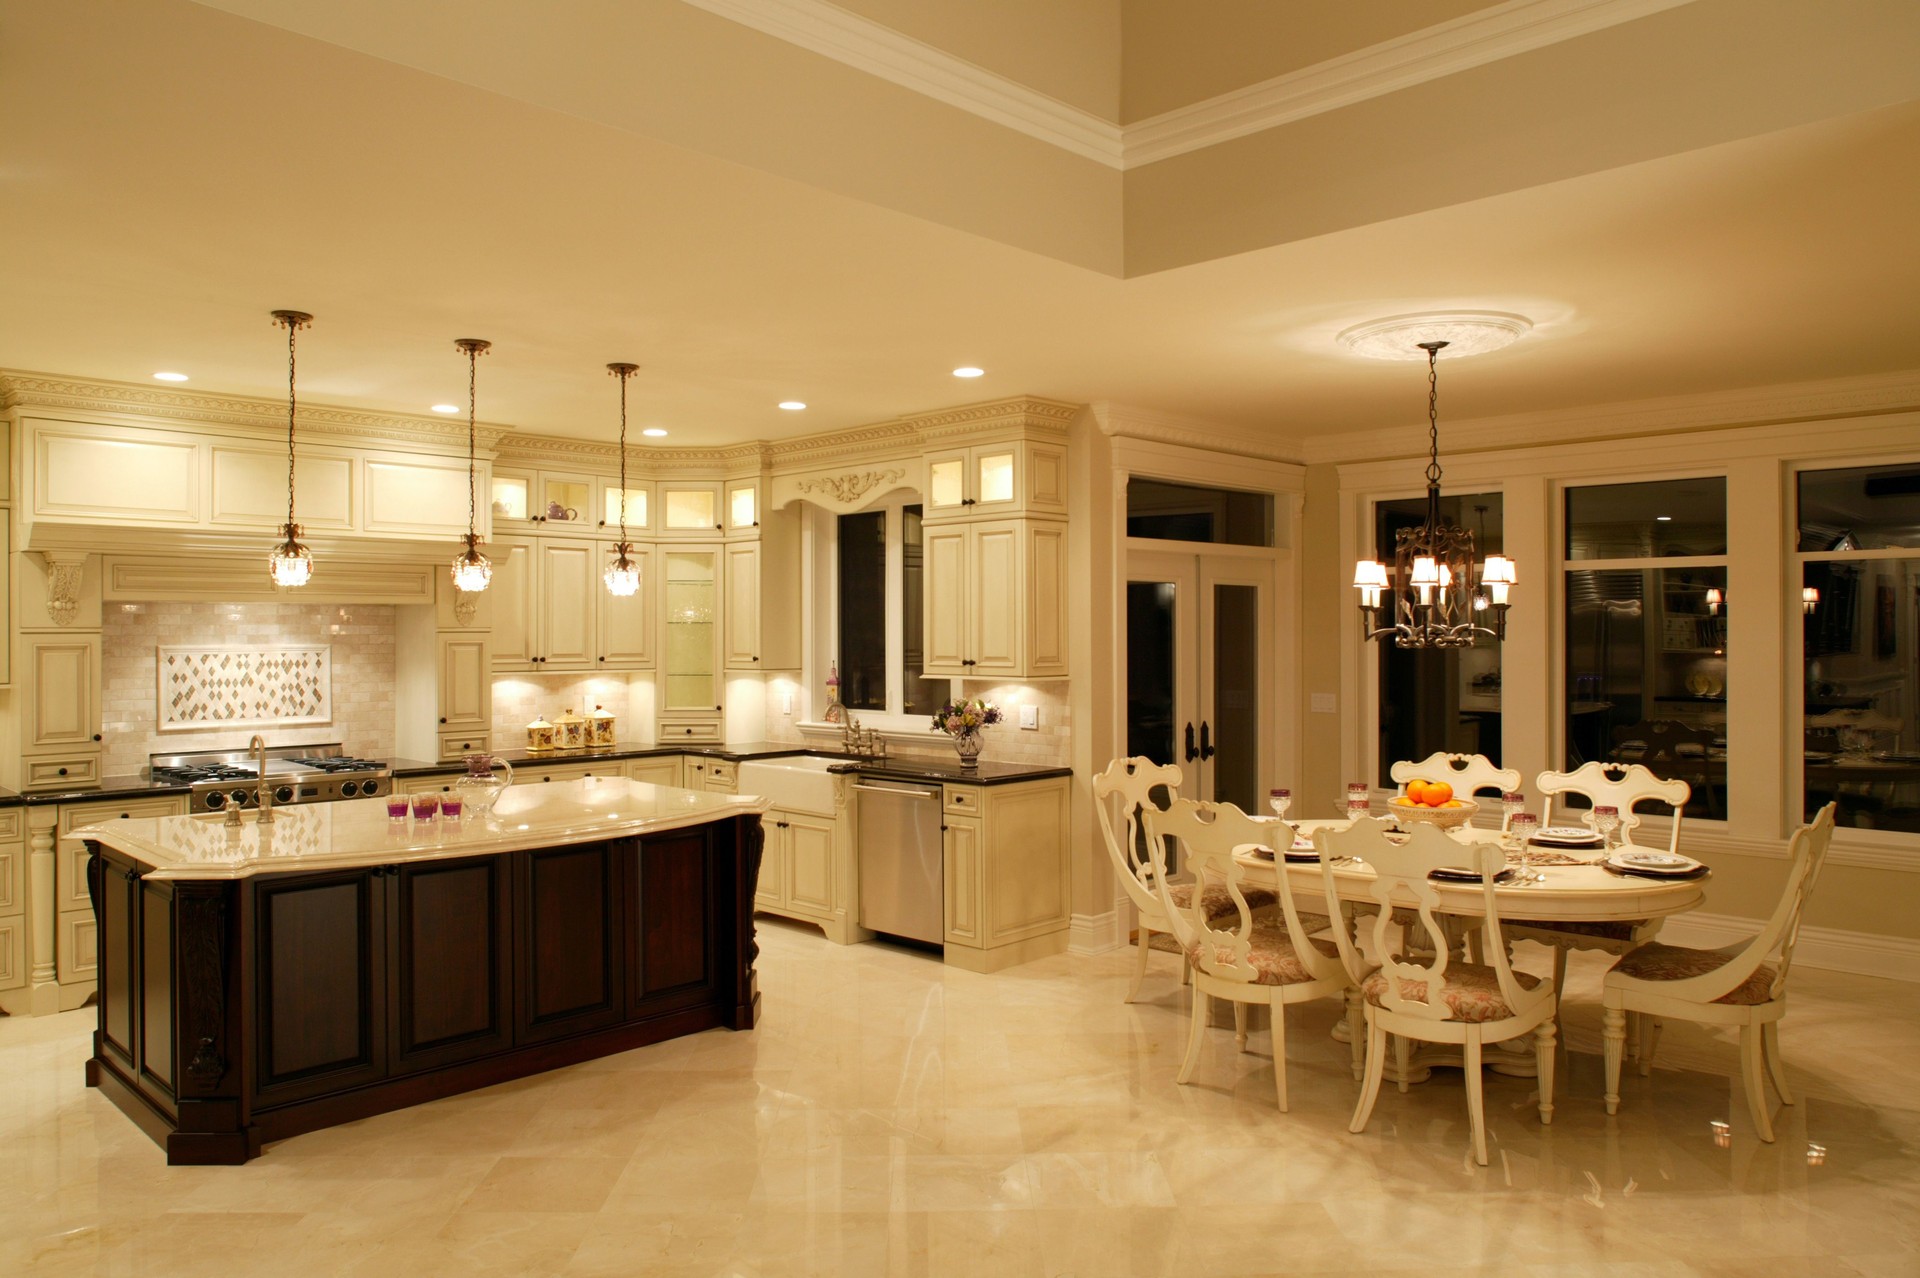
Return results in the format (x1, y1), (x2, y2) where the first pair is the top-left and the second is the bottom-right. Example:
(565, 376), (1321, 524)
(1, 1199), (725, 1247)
(836, 503), (946, 717)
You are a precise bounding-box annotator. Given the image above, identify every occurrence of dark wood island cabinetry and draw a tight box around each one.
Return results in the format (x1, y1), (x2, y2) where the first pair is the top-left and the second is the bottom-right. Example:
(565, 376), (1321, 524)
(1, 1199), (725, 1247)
(76, 779), (765, 1164)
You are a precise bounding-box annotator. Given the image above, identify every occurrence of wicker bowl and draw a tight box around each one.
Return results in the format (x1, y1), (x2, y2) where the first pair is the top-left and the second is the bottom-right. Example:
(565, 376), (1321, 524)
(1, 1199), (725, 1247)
(1387, 795), (1481, 831)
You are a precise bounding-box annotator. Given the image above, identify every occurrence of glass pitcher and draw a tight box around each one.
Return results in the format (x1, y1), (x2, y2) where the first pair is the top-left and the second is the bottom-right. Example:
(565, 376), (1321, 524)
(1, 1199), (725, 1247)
(454, 752), (514, 816)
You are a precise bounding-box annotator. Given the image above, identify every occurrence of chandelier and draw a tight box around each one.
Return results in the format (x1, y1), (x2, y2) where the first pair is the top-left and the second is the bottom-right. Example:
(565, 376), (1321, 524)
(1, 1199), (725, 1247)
(450, 337), (493, 593)
(1352, 340), (1516, 648)
(267, 309), (315, 588)
(604, 362), (641, 597)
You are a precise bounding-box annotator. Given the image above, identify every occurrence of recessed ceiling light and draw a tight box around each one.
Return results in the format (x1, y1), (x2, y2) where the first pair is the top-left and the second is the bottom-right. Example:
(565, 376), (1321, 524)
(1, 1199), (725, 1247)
(642, 428), (668, 438)
(953, 366), (985, 378)
(1656, 515), (1673, 522)
(778, 401), (806, 411)
(152, 371), (189, 382)
(431, 404), (460, 414)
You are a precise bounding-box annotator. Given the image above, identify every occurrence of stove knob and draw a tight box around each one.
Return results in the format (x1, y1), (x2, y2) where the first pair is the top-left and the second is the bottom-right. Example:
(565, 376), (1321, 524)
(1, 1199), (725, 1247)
(204, 790), (227, 811)
(340, 780), (360, 798)
(230, 788), (253, 808)
(274, 785), (295, 805)
(362, 777), (386, 798)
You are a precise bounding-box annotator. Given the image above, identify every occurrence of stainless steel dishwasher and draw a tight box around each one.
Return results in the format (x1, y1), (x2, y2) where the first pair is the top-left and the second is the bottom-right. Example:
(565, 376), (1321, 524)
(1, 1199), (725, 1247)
(856, 779), (944, 945)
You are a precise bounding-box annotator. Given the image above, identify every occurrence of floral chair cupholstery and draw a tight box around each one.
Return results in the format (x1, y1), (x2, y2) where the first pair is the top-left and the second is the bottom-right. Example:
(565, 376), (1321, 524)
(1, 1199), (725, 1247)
(1144, 798), (1358, 1111)
(1602, 804), (1836, 1143)
(1315, 816), (1559, 1166)
(1092, 757), (1282, 1002)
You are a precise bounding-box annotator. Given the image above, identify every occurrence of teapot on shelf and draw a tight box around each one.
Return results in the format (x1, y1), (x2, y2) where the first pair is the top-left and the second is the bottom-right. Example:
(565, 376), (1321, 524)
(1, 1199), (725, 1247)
(546, 500), (578, 521)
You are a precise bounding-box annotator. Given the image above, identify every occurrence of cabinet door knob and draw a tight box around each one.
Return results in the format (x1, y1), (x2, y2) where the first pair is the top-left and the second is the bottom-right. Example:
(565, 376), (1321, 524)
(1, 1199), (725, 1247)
(92, 733), (103, 742)
(439, 717), (448, 724)
(58, 768), (68, 776)
(598, 656), (606, 662)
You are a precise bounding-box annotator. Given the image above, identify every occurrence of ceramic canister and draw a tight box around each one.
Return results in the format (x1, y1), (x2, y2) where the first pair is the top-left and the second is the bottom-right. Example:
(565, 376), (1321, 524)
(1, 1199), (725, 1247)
(588, 704), (617, 749)
(526, 715), (556, 752)
(554, 707), (587, 751)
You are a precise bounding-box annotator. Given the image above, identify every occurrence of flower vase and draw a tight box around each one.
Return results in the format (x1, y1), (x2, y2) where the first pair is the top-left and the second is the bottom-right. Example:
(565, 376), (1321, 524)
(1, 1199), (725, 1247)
(952, 730), (984, 767)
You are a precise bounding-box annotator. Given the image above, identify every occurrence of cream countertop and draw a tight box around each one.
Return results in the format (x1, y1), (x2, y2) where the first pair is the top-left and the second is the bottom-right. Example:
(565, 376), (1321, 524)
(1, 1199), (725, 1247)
(69, 778), (770, 881)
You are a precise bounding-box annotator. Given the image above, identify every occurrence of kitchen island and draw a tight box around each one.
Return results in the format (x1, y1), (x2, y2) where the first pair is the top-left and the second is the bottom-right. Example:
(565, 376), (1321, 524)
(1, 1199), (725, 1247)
(74, 778), (768, 1165)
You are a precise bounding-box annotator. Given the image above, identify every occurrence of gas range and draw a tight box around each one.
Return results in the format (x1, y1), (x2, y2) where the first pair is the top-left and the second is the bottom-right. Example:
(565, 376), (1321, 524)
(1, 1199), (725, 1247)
(149, 744), (393, 813)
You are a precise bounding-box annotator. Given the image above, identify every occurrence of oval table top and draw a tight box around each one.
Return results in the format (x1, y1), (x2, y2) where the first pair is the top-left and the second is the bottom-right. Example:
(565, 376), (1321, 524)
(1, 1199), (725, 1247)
(1233, 818), (1707, 925)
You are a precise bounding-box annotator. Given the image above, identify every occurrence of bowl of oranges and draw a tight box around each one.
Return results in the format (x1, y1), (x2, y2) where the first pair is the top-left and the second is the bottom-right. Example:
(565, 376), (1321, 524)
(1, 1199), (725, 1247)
(1388, 780), (1479, 830)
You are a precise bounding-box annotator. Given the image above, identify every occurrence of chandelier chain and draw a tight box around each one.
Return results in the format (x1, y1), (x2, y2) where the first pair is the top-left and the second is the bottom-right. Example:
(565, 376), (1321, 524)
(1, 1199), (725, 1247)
(1423, 341), (1443, 489)
(285, 318), (298, 529)
(467, 345), (477, 539)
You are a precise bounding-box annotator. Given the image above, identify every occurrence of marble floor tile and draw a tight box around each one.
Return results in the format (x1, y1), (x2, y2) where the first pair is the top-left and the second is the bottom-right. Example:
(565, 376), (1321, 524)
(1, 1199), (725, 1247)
(4, 917), (1918, 1276)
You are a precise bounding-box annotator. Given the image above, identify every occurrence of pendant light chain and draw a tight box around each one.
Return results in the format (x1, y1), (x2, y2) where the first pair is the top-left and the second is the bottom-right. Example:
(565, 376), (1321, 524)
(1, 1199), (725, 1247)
(1422, 341), (1444, 489)
(617, 368), (630, 540)
(467, 343), (479, 540)
(450, 338), (494, 593)
(285, 318), (299, 530)
(603, 362), (642, 597)
(267, 309), (314, 588)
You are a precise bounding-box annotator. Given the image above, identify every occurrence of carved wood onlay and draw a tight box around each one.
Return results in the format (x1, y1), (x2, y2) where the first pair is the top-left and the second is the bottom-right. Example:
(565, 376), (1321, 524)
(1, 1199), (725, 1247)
(452, 593), (480, 627)
(38, 552), (86, 627)
(792, 468), (907, 506)
(0, 371), (504, 455)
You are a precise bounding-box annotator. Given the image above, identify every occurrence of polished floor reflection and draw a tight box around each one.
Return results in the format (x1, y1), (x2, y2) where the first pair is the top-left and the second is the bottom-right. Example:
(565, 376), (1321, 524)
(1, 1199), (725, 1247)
(4, 920), (1917, 1276)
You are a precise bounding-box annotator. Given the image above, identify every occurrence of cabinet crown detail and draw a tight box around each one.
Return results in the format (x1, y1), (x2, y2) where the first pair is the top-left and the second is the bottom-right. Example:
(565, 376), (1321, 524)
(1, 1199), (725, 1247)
(795, 468), (905, 505)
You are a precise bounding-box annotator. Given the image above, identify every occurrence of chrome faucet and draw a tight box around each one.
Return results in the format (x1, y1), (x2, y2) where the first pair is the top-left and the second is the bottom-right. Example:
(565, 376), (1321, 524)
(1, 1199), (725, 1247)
(249, 734), (274, 824)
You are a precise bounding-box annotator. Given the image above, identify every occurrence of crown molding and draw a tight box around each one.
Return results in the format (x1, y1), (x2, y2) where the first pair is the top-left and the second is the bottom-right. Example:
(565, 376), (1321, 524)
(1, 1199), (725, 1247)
(1092, 401), (1303, 463)
(494, 433), (771, 472)
(681, 0), (1125, 167)
(902, 395), (1078, 441)
(680, 0), (1692, 171)
(0, 369), (506, 453)
(1299, 368), (1920, 467)
(1124, 0), (1695, 167)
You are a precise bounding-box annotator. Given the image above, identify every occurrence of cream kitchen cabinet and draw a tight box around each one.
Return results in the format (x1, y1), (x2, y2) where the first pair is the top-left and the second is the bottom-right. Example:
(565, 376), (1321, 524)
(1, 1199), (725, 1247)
(923, 439), (1066, 522)
(922, 518), (1067, 680)
(496, 535), (655, 673)
(682, 758), (736, 793)
(722, 507), (801, 672)
(724, 478), (761, 534)
(657, 482), (725, 538)
(598, 544), (654, 668)
(490, 467), (598, 533)
(756, 806), (859, 942)
(45, 796), (190, 1007)
(722, 542), (762, 670)
(940, 776), (1070, 972)
(21, 633), (103, 790)
(0, 809), (25, 1004)
(624, 756), (683, 788)
(597, 480), (652, 538)
(659, 547), (723, 730)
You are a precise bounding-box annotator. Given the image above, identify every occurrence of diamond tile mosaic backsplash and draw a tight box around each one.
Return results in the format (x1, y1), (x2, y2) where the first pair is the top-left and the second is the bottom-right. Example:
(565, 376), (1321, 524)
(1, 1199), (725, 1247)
(103, 603), (396, 777)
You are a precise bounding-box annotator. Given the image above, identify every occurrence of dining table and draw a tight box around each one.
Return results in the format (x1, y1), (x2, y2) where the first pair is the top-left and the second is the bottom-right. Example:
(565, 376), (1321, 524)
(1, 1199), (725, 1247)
(1231, 816), (1709, 1083)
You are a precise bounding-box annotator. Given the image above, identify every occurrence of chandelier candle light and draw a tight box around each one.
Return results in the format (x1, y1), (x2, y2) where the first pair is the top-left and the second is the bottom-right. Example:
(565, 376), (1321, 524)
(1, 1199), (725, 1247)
(450, 338), (493, 593)
(1351, 340), (1516, 648)
(267, 309), (315, 588)
(604, 362), (641, 597)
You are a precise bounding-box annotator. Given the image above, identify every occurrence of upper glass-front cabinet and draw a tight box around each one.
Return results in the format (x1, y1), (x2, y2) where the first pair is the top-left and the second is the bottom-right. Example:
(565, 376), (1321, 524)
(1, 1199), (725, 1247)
(659, 482), (723, 536)
(598, 482), (649, 534)
(923, 440), (1066, 520)
(492, 469), (595, 529)
(726, 478), (760, 532)
(661, 548), (719, 713)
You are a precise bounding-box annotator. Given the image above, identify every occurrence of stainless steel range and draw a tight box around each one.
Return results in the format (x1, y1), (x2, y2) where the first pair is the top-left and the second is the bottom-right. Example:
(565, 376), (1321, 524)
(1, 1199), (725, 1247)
(150, 743), (393, 813)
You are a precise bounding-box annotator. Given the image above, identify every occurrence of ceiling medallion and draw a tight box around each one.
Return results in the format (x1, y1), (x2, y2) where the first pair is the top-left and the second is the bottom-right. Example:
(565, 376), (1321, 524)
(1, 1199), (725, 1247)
(1337, 311), (1532, 361)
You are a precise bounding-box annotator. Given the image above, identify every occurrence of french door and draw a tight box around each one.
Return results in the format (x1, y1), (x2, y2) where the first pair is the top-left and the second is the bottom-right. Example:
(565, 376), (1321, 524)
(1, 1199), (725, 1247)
(1126, 550), (1270, 809)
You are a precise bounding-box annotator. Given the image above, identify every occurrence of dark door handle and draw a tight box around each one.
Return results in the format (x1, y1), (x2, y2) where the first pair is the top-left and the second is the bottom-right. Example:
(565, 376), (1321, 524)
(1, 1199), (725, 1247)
(1183, 723), (1197, 763)
(1200, 721), (1215, 761)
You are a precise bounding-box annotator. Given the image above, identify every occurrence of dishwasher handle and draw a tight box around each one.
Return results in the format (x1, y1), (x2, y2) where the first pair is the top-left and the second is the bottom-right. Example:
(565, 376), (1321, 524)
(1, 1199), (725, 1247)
(854, 782), (941, 799)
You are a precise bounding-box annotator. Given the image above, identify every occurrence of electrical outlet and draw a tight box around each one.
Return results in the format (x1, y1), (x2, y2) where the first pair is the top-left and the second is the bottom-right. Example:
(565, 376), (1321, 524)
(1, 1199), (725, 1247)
(778, 692), (794, 716)
(1019, 704), (1039, 730)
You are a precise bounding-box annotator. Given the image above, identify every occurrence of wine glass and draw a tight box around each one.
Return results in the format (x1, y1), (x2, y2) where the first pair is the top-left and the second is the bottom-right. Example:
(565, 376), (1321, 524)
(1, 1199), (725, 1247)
(1501, 790), (1525, 830)
(1592, 804), (1621, 850)
(1346, 782), (1371, 824)
(1511, 811), (1539, 851)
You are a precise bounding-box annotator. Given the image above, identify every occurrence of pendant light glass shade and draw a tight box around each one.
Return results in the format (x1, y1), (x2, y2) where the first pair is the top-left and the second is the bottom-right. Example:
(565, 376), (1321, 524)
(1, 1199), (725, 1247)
(451, 338), (493, 593)
(604, 361), (641, 597)
(268, 309), (314, 588)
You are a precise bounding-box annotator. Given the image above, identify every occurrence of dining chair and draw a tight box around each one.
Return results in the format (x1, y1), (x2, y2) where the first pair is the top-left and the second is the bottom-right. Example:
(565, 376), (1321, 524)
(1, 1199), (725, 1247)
(1602, 803), (1836, 1143)
(1505, 761), (1693, 999)
(1390, 751), (1522, 823)
(1315, 816), (1558, 1166)
(1144, 798), (1358, 1110)
(1092, 756), (1279, 1002)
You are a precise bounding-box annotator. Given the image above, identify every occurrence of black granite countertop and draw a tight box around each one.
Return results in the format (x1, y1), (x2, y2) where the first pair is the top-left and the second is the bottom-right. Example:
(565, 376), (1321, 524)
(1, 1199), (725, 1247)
(19, 776), (189, 806)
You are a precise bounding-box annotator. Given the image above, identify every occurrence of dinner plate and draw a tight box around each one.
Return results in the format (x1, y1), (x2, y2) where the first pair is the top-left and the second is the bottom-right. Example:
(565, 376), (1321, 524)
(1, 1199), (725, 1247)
(1531, 826), (1603, 846)
(1609, 850), (1700, 875)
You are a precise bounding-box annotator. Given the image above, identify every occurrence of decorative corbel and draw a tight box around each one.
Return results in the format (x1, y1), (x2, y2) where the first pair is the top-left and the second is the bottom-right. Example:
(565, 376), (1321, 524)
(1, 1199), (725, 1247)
(451, 592), (479, 628)
(39, 553), (87, 627)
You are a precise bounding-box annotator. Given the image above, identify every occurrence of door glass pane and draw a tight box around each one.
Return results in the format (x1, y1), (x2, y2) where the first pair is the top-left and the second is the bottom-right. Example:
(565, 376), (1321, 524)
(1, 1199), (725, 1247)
(729, 486), (757, 529)
(929, 459), (964, 507)
(1211, 584), (1259, 808)
(1567, 478), (1726, 559)
(1804, 559), (1920, 831)
(1375, 493), (1502, 785)
(664, 488), (716, 530)
(900, 506), (946, 716)
(1126, 582), (1176, 767)
(837, 512), (885, 711)
(1127, 479), (1273, 547)
(603, 486), (647, 529)
(541, 478), (589, 525)
(490, 475), (529, 521)
(1565, 566), (1728, 818)
(1798, 463), (1920, 551)
(977, 452), (1014, 503)
(663, 551), (716, 710)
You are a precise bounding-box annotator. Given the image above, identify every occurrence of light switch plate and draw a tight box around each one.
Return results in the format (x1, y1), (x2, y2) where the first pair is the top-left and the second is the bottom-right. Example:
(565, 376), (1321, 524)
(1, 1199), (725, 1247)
(1310, 692), (1337, 715)
(1018, 705), (1039, 730)
(778, 692), (794, 716)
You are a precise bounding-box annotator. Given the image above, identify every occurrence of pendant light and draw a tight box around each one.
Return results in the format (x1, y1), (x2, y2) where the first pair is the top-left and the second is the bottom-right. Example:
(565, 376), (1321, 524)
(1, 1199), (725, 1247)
(604, 361), (641, 597)
(1351, 340), (1516, 648)
(267, 309), (315, 587)
(450, 337), (494, 593)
